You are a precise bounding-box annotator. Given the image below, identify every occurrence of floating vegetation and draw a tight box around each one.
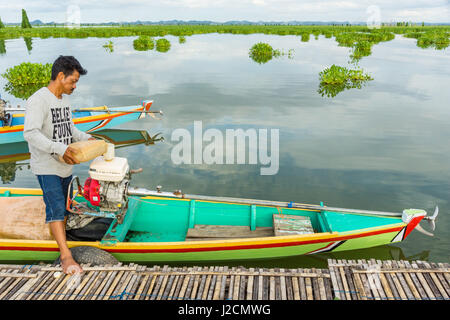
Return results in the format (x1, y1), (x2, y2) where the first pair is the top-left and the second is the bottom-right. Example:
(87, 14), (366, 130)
(417, 32), (449, 50)
(249, 42), (294, 64)
(349, 40), (372, 63)
(178, 36), (186, 44)
(155, 38), (171, 52)
(1, 62), (51, 99)
(102, 40), (114, 53)
(300, 33), (310, 42)
(133, 35), (154, 51)
(1, 62), (51, 87)
(318, 64), (373, 98)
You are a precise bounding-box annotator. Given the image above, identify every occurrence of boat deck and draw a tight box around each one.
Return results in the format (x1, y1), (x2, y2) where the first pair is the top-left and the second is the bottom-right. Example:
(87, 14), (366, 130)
(0, 259), (448, 300)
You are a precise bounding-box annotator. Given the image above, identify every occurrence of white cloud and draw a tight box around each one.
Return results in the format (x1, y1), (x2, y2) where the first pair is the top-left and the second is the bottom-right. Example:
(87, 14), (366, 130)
(0, 0), (448, 23)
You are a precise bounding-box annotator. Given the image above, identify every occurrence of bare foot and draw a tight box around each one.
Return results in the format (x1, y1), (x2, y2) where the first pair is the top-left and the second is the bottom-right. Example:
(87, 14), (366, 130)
(61, 256), (83, 275)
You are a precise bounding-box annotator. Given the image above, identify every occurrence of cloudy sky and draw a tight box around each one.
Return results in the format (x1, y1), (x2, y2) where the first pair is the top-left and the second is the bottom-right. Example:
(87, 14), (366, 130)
(0, 0), (449, 23)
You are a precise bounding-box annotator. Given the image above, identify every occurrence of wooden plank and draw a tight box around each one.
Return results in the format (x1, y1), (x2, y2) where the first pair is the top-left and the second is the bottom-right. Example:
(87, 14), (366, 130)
(359, 260), (373, 300)
(112, 265), (136, 300)
(298, 268), (307, 300)
(323, 269), (333, 300)
(263, 268), (269, 300)
(291, 271), (300, 300)
(279, 268), (287, 300)
(186, 225), (274, 239)
(93, 264), (123, 300)
(435, 263), (450, 297)
(317, 269), (327, 300)
(392, 260), (414, 300)
(189, 266), (202, 300)
(274, 268), (281, 300)
(398, 261), (421, 300)
(0, 272), (37, 279)
(239, 267), (247, 300)
(219, 266), (228, 300)
(411, 262), (434, 300)
(156, 266), (171, 300)
(273, 214), (314, 236)
(269, 268), (275, 300)
(197, 266), (209, 300)
(103, 269), (126, 300)
(124, 265), (146, 300)
(328, 259), (341, 300)
(246, 267), (254, 300)
(203, 266), (215, 300)
(338, 260), (351, 300)
(382, 260), (399, 300)
(151, 265), (168, 300)
(343, 262), (357, 300)
(212, 266), (223, 300)
(311, 268), (320, 300)
(227, 267), (236, 300)
(387, 261), (407, 300)
(423, 262), (448, 299)
(178, 267), (192, 300)
(417, 261), (440, 299)
(184, 267), (197, 300)
(305, 275), (313, 300)
(11, 270), (45, 300)
(403, 261), (427, 300)
(0, 270), (21, 300)
(352, 264), (367, 301)
(232, 267), (242, 300)
(208, 266), (219, 300)
(74, 270), (99, 301)
(257, 268), (264, 300)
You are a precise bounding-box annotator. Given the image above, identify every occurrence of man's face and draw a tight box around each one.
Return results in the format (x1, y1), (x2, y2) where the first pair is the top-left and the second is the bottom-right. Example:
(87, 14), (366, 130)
(59, 70), (80, 95)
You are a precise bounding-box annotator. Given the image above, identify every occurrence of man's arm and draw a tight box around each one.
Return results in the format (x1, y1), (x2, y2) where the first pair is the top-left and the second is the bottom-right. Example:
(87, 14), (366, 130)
(71, 122), (92, 142)
(23, 95), (68, 157)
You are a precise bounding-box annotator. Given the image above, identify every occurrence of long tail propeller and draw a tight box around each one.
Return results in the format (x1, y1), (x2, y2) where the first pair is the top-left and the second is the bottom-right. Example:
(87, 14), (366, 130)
(415, 206), (439, 237)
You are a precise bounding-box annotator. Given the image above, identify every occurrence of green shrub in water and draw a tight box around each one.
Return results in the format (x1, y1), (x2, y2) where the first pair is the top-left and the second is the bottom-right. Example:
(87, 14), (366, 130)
(318, 64), (373, 98)
(156, 38), (171, 52)
(1, 62), (52, 86)
(133, 35), (154, 51)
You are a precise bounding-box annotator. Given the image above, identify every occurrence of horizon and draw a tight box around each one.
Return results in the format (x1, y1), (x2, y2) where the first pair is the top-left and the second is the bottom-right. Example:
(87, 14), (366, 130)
(0, 0), (448, 24)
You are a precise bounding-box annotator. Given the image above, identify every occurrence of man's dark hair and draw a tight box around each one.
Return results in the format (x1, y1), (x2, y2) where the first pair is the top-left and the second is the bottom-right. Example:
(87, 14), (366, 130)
(51, 55), (87, 80)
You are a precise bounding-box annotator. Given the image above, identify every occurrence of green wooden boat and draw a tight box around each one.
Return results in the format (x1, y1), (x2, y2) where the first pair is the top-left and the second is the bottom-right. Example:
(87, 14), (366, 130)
(0, 185), (438, 263)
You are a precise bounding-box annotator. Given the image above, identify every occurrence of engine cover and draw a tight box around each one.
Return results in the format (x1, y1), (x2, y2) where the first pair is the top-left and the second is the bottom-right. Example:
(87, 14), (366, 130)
(89, 156), (129, 182)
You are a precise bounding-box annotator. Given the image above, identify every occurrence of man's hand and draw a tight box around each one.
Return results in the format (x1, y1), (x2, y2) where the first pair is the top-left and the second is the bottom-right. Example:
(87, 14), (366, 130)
(61, 255), (84, 275)
(88, 137), (96, 141)
(62, 146), (79, 165)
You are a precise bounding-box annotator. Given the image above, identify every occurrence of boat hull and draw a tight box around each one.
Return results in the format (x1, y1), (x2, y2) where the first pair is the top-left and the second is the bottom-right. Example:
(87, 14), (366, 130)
(0, 187), (424, 263)
(0, 101), (153, 144)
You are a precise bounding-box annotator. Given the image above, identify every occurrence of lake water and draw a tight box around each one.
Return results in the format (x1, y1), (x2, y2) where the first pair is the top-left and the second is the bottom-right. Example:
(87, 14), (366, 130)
(0, 33), (449, 267)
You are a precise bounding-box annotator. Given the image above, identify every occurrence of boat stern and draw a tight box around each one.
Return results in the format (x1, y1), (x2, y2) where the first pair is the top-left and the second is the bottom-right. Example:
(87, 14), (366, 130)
(392, 209), (426, 242)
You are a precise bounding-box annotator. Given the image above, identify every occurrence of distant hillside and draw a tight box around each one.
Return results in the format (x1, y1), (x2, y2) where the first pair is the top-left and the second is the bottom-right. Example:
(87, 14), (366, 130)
(3, 19), (448, 26)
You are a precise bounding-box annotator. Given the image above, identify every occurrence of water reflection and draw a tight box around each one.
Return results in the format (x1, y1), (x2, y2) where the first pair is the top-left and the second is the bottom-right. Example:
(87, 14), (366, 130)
(0, 129), (163, 184)
(24, 37), (32, 54)
(0, 40), (5, 55)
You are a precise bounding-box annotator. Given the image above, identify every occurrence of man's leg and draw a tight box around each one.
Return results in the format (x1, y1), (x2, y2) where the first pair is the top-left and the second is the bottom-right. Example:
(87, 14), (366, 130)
(37, 175), (83, 274)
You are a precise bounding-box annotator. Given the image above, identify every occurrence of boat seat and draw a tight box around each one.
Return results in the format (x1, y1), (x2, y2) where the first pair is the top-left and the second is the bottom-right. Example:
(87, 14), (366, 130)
(185, 225), (274, 241)
(273, 214), (315, 236)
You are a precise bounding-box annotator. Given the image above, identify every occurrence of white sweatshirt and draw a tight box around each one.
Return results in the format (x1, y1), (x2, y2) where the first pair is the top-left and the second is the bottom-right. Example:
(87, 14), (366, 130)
(23, 87), (91, 177)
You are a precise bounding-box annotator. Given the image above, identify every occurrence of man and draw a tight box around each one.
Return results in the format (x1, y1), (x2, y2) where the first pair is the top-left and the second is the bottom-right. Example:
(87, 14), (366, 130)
(24, 55), (94, 274)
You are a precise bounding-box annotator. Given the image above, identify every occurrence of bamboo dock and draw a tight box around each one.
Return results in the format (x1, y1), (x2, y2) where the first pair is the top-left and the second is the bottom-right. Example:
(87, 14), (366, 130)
(0, 259), (448, 300)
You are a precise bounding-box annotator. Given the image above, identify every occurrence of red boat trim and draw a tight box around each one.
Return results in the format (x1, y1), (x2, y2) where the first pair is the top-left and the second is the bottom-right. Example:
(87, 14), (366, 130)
(0, 225), (404, 254)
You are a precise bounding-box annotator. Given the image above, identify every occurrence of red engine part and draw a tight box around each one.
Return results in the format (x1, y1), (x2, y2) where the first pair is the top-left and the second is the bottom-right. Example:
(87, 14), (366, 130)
(83, 177), (101, 207)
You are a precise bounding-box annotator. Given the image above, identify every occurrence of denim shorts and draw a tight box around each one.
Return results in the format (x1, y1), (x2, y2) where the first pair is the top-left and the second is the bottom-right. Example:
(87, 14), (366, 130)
(37, 175), (73, 223)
